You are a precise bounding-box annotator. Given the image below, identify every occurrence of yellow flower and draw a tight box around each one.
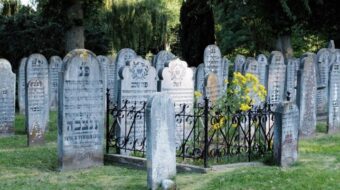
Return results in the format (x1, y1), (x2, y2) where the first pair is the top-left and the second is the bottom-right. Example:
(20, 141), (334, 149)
(219, 117), (225, 126)
(240, 103), (251, 111)
(80, 51), (89, 60)
(231, 123), (238, 128)
(194, 91), (202, 98)
(224, 79), (229, 84)
(212, 123), (220, 130)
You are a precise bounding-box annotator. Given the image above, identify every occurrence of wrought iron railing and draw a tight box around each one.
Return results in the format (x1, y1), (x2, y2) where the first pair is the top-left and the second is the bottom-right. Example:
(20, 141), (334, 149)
(106, 90), (275, 167)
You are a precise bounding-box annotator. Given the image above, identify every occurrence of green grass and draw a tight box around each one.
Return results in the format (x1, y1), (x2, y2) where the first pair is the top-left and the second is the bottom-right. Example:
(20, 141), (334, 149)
(0, 115), (340, 189)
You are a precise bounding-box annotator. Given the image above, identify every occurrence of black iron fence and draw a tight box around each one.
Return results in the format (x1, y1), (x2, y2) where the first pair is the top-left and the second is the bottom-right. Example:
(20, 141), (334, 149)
(106, 91), (275, 167)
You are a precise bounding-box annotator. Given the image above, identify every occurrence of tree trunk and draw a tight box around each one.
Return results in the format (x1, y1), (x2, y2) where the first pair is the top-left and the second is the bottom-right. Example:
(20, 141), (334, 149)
(65, 0), (84, 52)
(276, 35), (293, 58)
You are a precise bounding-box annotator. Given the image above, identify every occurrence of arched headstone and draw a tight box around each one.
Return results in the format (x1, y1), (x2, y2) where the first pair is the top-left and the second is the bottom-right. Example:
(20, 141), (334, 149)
(49, 56), (63, 111)
(328, 61), (340, 133)
(234, 54), (246, 73)
(256, 54), (268, 88)
(268, 51), (286, 109)
(152, 50), (176, 78)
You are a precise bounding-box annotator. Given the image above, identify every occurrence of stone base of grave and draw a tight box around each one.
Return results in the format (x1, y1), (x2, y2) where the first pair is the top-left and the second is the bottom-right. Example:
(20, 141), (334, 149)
(104, 154), (264, 174)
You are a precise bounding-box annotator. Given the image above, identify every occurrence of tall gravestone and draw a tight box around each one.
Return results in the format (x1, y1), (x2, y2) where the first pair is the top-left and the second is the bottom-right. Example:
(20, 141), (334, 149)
(204, 45), (223, 95)
(18, 57), (27, 114)
(285, 58), (298, 101)
(297, 53), (317, 137)
(274, 101), (299, 167)
(195, 64), (205, 104)
(243, 58), (260, 77)
(204, 73), (220, 105)
(49, 56), (63, 111)
(97, 55), (110, 110)
(234, 54), (246, 73)
(256, 54), (268, 88)
(222, 57), (229, 93)
(146, 93), (176, 190)
(25, 54), (49, 146)
(152, 50), (176, 78)
(328, 62), (340, 133)
(159, 58), (194, 146)
(113, 49), (137, 103)
(268, 51), (286, 109)
(0, 59), (16, 136)
(107, 56), (116, 105)
(316, 48), (331, 117)
(58, 49), (104, 171)
(118, 57), (157, 154)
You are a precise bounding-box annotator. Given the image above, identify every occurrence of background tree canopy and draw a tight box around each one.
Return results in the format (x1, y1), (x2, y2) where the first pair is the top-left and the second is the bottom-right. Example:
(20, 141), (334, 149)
(0, 0), (339, 70)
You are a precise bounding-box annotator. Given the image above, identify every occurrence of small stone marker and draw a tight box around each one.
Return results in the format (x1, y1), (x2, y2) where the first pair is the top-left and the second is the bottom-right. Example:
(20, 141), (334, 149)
(328, 61), (340, 133)
(316, 48), (331, 116)
(297, 53), (317, 137)
(285, 58), (298, 101)
(274, 101), (299, 167)
(256, 54), (268, 88)
(243, 58), (260, 77)
(18, 57), (27, 114)
(49, 56), (63, 111)
(234, 54), (246, 73)
(118, 57), (157, 153)
(152, 50), (176, 78)
(58, 49), (104, 171)
(0, 59), (16, 136)
(146, 93), (176, 190)
(195, 64), (205, 103)
(159, 58), (194, 145)
(268, 51), (286, 109)
(25, 54), (49, 146)
(204, 73), (221, 105)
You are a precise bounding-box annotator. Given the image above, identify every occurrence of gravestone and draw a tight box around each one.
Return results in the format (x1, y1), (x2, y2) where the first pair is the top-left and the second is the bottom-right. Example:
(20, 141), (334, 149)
(234, 54), (246, 73)
(297, 53), (317, 137)
(146, 93), (176, 190)
(256, 54), (268, 88)
(222, 57), (229, 93)
(328, 62), (340, 133)
(195, 64), (205, 104)
(159, 58), (194, 145)
(118, 57), (157, 154)
(107, 56), (116, 105)
(204, 73), (221, 105)
(97, 55), (110, 110)
(58, 49), (104, 171)
(25, 54), (49, 146)
(18, 57), (27, 114)
(316, 48), (331, 117)
(243, 58), (260, 77)
(113, 48), (137, 103)
(0, 59), (16, 136)
(268, 51), (286, 109)
(274, 101), (299, 167)
(285, 58), (298, 101)
(204, 45), (223, 91)
(49, 56), (63, 111)
(152, 50), (176, 78)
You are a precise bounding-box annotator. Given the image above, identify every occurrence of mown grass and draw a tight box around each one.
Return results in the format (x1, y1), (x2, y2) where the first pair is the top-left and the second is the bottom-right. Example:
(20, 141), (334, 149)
(0, 114), (339, 189)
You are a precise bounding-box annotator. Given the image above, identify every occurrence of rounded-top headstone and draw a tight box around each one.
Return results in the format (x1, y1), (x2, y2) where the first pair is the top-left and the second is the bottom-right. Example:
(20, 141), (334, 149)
(153, 50), (176, 77)
(49, 56), (63, 111)
(234, 54), (246, 73)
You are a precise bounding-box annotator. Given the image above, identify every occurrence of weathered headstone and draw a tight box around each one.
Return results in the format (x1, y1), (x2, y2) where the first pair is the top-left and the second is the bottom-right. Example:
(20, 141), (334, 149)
(118, 57), (157, 153)
(159, 58), (194, 145)
(58, 49), (104, 171)
(146, 93), (176, 190)
(25, 54), (49, 146)
(204, 73), (221, 105)
(234, 54), (246, 73)
(222, 57), (229, 93)
(0, 59), (16, 136)
(113, 48), (137, 103)
(256, 54), (268, 88)
(297, 53), (317, 137)
(328, 61), (340, 133)
(49, 56), (62, 111)
(274, 101), (299, 167)
(18, 57), (27, 114)
(97, 55), (110, 110)
(107, 56), (116, 105)
(204, 45), (223, 90)
(316, 48), (331, 117)
(268, 51), (286, 109)
(285, 58), (298, 101)
(243, 58), (260, 77)
(195, 64), (205, 103)
(152, 50), (176, 78)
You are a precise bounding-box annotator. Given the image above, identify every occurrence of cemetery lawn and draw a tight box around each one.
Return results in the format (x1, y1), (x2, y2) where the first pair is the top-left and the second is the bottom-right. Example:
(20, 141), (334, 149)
(0, 113), (339, 190)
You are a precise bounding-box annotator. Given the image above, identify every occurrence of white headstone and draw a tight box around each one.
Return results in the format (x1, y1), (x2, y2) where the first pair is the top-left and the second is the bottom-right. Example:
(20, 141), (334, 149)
(146, 93), (176, 190)
(58, 49), (104, 171)
(0, 59), (16, 136)
(25, 53), (49, 146)
(204, 45), (223, 91)
(268, 51), (286, 109)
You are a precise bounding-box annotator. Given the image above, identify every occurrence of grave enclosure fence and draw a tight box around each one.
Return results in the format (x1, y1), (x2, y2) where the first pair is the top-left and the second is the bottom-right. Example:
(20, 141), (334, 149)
(105, 91), (275, 168)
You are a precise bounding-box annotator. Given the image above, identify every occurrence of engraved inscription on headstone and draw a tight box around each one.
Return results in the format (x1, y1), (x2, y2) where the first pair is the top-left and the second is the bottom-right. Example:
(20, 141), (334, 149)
(204, 45), (223, 91)
(256, 54), (268, 88)
(159, 58), (194, 146)
(49, 56), (63, 111)
(146, 93), (176, 190)
(25, 54), (49, 146)
(285, 58), (298, 101)
(316, 48), (330, 116)
(58, 49), (104, 171)
(0, 59), (16, 136)
(297, 53), (317, 137)
(234, 54), (246, 73)
(274, 101), (299, 167)
(268, 51), (286, 109)
(328, 62), (340, 133)
(18, 57), (27, 114)
(118, 57), (157, 154)
(243, 58), (260, 77)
